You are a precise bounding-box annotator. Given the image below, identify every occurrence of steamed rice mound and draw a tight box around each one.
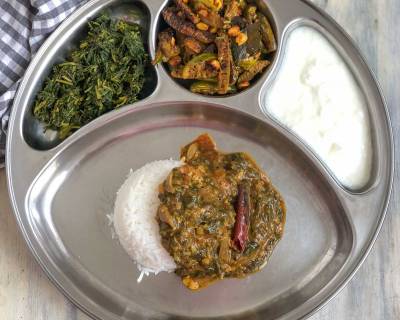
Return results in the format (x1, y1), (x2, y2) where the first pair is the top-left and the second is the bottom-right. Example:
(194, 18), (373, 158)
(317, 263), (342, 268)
(113, 160), (181, 281)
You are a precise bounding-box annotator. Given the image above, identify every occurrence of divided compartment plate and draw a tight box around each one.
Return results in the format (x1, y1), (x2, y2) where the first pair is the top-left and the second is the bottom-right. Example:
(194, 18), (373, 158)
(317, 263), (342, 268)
(6, 0), (393, 320)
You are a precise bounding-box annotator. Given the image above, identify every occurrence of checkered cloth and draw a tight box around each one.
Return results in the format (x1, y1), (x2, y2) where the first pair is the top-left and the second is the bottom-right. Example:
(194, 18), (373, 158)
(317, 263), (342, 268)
(0, 0), (86, 167)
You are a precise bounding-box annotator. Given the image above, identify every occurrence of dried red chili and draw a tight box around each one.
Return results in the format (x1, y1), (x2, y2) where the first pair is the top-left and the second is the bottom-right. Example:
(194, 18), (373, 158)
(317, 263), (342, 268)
(232, 182), (250, 252)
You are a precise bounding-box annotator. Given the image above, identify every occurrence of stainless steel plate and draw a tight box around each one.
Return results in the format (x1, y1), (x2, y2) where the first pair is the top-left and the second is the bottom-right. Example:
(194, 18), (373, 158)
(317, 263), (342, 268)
(6, 0), (393, 319)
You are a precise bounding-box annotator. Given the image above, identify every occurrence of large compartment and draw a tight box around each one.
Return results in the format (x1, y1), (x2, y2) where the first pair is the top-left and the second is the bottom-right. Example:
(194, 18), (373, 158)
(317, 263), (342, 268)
(26, 102), (353, 319)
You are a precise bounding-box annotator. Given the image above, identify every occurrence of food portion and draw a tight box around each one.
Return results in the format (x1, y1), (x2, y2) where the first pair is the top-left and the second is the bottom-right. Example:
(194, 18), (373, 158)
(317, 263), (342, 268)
(263, 27), (372, 189)
(113, 160), (181, 281)
(153, 0), (277, 95)
(112, 134), (286, 290)
(157, 134), (286, 290)
(33, 14), (148, 139)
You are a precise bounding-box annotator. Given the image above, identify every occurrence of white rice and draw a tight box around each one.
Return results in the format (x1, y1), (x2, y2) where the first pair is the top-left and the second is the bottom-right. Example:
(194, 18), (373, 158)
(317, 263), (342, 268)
(113, 160), (181, 281)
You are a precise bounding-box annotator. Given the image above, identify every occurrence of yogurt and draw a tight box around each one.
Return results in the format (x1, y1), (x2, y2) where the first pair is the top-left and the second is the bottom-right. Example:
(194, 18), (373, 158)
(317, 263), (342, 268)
(263, 26), (372, 189)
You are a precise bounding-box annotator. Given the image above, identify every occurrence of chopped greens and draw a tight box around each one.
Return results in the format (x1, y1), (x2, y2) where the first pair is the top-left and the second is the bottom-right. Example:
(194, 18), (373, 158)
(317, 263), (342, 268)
(33, 14), (148, 139)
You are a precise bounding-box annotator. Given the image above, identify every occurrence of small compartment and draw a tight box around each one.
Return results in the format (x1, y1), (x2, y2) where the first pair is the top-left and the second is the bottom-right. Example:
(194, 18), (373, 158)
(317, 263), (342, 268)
(22, 0), (157, 150)
(260, 21), (378, 193)
(153, 0), (278, 97)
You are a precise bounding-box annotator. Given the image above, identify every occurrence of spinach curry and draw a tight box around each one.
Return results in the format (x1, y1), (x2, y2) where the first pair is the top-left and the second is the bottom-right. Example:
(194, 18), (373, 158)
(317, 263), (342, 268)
(157, 134), (286, 290)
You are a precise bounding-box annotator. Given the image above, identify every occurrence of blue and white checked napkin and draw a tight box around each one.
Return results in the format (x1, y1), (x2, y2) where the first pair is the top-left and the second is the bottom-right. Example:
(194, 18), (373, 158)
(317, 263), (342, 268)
(0, 0), (86, 167)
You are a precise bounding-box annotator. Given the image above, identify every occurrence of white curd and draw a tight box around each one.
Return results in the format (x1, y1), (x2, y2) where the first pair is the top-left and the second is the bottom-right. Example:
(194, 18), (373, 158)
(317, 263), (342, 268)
(264, 26), (372, 189)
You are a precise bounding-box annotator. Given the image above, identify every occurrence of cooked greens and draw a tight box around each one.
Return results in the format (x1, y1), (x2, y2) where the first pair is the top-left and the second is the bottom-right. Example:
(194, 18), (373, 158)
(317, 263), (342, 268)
(33, 14), (148, 139)
(158, 134), (286, 290)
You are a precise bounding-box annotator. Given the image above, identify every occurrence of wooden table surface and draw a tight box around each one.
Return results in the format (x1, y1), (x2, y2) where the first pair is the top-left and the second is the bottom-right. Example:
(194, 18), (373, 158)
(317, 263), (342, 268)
(0, 0), (399, 319)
